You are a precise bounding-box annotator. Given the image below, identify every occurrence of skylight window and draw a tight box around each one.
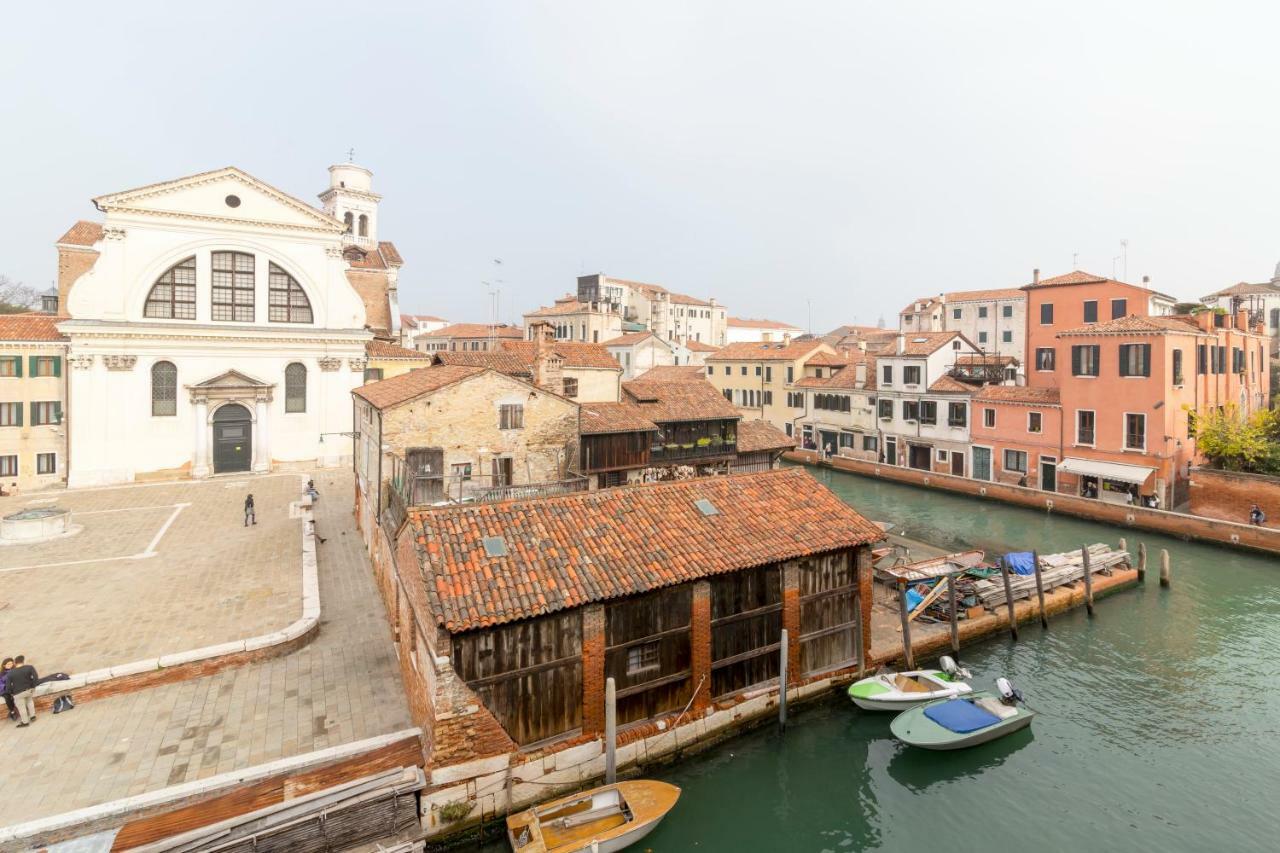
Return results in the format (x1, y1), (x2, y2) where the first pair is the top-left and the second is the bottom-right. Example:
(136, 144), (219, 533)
(912, 337), (928, 343)
(694, 498), (719, 517)
(483, 536), (508, 557)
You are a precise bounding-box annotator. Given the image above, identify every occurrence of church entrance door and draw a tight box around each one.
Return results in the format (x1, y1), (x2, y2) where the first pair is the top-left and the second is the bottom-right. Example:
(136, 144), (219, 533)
(213, 404), (253, 474)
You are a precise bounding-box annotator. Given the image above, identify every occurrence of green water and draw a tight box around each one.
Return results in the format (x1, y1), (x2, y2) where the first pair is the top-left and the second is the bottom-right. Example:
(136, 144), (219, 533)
(487, 468), (1280, 852)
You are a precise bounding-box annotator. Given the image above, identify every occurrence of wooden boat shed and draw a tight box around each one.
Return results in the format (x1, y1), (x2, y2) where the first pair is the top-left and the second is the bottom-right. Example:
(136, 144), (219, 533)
(397, 468), (884, 748)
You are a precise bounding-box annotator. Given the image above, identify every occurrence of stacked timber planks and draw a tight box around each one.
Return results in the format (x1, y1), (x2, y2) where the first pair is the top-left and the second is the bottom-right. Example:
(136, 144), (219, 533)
(974, 544), (1128, 608)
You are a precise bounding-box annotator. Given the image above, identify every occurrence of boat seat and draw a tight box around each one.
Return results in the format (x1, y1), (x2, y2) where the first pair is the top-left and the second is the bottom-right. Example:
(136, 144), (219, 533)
(893, 674), (934, 694)
(553, 802), (626, 829)
(974, 697), (1019, 720)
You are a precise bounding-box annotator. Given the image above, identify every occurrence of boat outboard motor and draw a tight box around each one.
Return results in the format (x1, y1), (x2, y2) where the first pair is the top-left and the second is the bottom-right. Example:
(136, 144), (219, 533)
(996, 677), (1023, 706)
(939, 655), (972, 681)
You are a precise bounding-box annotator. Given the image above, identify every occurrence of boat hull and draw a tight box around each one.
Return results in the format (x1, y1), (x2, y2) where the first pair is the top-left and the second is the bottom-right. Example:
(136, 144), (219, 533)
(890, 692), (1034, 750)
(847, 670), (972, 711)
(506, 779), (680, 853)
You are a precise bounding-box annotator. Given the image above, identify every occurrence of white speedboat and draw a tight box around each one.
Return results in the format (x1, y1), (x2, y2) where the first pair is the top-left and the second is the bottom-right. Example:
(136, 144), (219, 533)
(847, 656), (973, 711)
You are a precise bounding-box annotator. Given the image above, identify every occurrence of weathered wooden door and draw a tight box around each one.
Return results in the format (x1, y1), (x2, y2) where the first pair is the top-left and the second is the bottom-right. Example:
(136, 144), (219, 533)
(405, 447), (444, 503)
(710, 565), (782, 697)
(972, 446), (992, 481)
(798, 553), (859, 676)
(950, 452), (965, 477)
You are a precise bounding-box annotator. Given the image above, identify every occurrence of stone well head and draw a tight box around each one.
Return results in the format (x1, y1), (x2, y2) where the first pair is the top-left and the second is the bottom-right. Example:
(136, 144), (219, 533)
(1, 507), (72, 543)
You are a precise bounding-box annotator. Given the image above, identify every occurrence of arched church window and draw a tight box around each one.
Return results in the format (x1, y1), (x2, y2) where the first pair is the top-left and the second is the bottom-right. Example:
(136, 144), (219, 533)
(151, 361), (177, 416)
(285, 362), (307, 413)
(143, 257), (197, 320)
(343, 212), (353, 234)
(268, 263), (313, 323)
(211, 251), (255, 322)
(358, 214), (368, 237)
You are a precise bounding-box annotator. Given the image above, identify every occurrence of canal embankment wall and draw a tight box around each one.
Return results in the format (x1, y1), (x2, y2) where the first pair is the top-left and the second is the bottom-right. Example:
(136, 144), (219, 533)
(1188, 466), (1280, 530)
(786, 451), (1280, 555)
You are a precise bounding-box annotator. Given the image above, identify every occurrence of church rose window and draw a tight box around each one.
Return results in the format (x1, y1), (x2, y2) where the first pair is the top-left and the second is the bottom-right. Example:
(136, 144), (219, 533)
(211, 251), (255, 322)
(268, 263), (313, 323)
(144, 257), (197, 320)
(152, 361), (177, 416)
(285, 362), (307, 413)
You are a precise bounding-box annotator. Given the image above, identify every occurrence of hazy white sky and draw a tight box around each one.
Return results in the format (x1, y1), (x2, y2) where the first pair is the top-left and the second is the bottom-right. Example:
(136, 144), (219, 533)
(3, 2), (1278, 330)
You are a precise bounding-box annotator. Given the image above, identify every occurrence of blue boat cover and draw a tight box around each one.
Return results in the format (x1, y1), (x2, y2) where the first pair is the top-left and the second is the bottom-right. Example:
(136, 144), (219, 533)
(923, 699), (1001, 733)
(905, 587), (925, 611)
(1005, 552), (1036, 575)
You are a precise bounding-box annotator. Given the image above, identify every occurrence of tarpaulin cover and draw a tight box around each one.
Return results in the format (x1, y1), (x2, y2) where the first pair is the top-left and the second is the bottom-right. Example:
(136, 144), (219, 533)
(924, 699), (1001, 733)
(1005, 552), (1036, 575)
(905, 587), (925, 611)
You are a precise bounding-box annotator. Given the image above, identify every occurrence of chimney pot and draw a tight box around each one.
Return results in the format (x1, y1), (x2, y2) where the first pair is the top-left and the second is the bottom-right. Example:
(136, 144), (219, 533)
(1142, 275), (1150, 284)
(1033, 268), (1040, 285)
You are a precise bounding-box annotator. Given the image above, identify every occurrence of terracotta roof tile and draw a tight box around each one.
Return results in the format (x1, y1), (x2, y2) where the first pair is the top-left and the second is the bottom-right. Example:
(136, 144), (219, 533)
(682, 340), (720, 352)
(727, 317), (801, 329)
(431, 351), (532, 376)
(1203, 281), (1280, 299)
(943, 288), (1026, 303)
(1055, 315), (1206, 337)
(926, 374), (973, 394)
(606, 331), (657, 346)
(804, 351), (853, 367)
(897, 331), (969, 355)
(501, 341), (621, 370)
(525, 297), (595, 317)
(707, 340), (825, 362)
(634, 365), (706, 383)
(736, 419), (796, 453)
(955, 353), (1018, 366)
(622, 379), (740, 422)
(377, 241), (403, 266)
(366, 340), (431, 360)
(352, 365), (486, 409)
(425, 323), (523, 339)
(408, 468), (884, 631)
(974, 385), (1062, 404)
(579, 402), (659, 435)
(667, 292), (711, 306)
(57, 220), (103, 247)
(0, 314), (67, 342)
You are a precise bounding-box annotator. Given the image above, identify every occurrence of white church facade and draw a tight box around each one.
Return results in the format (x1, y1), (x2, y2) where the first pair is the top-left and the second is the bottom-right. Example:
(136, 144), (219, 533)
(56, 163), (403, 486)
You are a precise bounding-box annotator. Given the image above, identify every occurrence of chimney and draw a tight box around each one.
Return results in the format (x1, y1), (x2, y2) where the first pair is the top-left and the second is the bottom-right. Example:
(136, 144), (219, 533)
(530, 321), (564, 395)
(1142, 275), (1150, 285)
(782, 332), (792, 346)
(1032, 268), (1040, 285)
(896, 333), (905, 354)
(854, 362), (867, 388)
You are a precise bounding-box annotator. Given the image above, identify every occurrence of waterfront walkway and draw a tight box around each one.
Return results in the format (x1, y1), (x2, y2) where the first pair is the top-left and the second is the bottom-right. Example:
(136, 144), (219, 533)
(0, 470), (412, 827)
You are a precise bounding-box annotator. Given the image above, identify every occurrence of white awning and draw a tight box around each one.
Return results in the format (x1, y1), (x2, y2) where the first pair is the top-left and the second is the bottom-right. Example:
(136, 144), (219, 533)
(1056, 457), (1155, 485)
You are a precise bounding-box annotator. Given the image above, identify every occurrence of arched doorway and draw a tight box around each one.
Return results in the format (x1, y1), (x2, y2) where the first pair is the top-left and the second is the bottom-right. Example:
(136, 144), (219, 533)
(212, 404), (252, 474)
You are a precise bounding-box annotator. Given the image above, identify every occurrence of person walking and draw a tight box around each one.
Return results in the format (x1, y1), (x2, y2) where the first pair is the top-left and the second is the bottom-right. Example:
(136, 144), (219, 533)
(0, 658), (15, 721)
(244, 493), (256, 527)
(1250, 504), (1266, 526)
(7, 656), (39, 727)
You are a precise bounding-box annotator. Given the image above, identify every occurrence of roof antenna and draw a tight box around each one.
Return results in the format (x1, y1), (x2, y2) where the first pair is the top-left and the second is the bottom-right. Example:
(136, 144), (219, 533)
(1120, 239), (1129, 281)
(1072, 251), (1079, 269)
(346, 147), (355, 163)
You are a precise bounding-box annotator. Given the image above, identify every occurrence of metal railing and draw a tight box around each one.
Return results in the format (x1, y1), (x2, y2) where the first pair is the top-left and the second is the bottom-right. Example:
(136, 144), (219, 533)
(649, 441), (737, 464)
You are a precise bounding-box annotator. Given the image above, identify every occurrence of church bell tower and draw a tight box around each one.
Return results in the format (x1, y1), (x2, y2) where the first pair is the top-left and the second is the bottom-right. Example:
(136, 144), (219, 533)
(318, 162), (381, 246)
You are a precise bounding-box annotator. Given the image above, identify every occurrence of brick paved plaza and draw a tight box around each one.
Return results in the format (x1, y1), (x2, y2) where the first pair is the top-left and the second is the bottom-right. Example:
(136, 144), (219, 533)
(0, 469), (412, 827)
(0, 474), (305, 675)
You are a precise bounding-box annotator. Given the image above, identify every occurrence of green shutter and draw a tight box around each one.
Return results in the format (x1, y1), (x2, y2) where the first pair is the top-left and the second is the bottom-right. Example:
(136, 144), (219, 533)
(14, 403), (21, 427)
(52, 356), (61, 378)
(28, 356), (36, 376)
(54, 402), (62, 424)
(13, 357), (21, 378)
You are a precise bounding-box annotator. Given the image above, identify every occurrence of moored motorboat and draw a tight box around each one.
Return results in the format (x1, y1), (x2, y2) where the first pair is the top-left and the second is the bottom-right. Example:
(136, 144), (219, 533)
(890, 679), (1035, 750)
(506, 779), (680, 853)
(847, 656), (972, 711)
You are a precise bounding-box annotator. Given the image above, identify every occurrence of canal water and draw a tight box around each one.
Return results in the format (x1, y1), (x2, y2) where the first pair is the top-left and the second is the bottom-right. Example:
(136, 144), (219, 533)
(488, 467), (1280, 852)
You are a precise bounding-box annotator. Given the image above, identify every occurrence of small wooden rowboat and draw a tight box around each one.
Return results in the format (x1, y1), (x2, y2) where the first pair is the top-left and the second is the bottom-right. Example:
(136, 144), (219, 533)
(507, 780), (681, 853)
(847, 668), (973, 711)
(890, 690), (1034, 750)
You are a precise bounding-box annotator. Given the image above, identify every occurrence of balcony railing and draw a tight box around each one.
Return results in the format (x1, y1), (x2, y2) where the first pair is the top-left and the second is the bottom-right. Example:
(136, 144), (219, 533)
(649, 441), (737, 464)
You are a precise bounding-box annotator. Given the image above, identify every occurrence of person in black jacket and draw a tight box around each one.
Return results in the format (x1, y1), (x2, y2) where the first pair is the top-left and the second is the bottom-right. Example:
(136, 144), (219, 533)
(244, 494), (256, 527)
(7, 656), (38, 726)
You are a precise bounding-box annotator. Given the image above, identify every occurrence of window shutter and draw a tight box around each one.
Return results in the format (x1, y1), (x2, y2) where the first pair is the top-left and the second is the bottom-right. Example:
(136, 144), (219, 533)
(28, 356), (37, 376)
(14, 357), (22, 378)
(53, 356), (61, 378)
(1141, 344), (1151, 376)
(54, 402), (62, 424)
(15, 403), (21, 427)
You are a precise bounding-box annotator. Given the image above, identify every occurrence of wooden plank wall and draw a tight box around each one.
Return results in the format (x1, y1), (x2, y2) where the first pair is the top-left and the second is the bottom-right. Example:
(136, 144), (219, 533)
(581, 432), (650, 473)
(453, 611), (583, 746)
(604, 586), (692, 725)
(797, 552), (858, 675)
(709, 564), (782, 697)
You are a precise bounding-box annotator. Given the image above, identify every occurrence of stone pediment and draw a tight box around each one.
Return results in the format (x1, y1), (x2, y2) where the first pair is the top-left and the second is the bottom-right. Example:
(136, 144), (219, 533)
(91, 167), (342, 234)
(190, 369), (273, 389)
(187, 369), (275, 403)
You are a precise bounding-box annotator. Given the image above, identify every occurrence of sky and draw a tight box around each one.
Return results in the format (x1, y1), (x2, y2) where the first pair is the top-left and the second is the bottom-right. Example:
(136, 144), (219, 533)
(3, 2), (1279, 331)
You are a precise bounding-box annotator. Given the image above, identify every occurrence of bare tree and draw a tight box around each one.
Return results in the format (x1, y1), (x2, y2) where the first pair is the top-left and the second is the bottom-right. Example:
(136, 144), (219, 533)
(0, 275), (38, 314)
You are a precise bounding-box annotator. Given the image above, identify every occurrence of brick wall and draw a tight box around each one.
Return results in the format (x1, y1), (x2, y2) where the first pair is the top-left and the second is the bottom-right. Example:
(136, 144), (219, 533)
(580, 605), (606, 735)
(1188, 467), (1279, 529)
(786, 450), (1280, 555)
(57, 245), (98, 308)
(690, 581), (712, 713)
(781, 563), (802, 686)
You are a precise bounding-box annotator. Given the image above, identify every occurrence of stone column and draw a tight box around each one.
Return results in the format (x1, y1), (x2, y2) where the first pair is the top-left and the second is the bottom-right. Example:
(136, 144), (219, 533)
(690, 580), (712, 714)
(192, 399), (210, 478)
(254, 397), (270, 472)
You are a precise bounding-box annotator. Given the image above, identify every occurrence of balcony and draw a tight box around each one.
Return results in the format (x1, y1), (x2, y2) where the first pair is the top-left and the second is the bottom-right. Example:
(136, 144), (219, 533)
(649, 440), (738, 464)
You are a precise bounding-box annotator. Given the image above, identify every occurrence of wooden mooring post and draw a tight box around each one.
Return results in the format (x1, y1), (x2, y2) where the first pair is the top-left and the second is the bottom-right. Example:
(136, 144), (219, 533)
(1137, 542), (1147, 583)
(1081, 544), (1095, 616)
(897, 582), (916, 669)
(779, 629), (789, 731)
(1032, 550), (1048, 629)
(999, 562), (1018, 641)
(947, 575), (960, 658)
(605, 677), (617, 785)
(1160, 549), (1171, 588)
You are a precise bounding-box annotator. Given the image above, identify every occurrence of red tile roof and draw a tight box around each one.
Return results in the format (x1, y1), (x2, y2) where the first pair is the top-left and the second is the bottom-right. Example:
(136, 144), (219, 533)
(634, 365), (706, 383)
(425, 323), (523, 340)
(793, 359), (877, 391)
(408, 468), (884, 631)
(366, 340), (431, 360)
(682, 340), (720, 352)
(525, 297), (595, 317)
(896, 331), (969, 355)
(352, 365), (486, 409)
(432, 350), (532, 375)
(736, 419), (796, 453)
(346, 241), (404, 270)
(579, 402), (659, 435)
(1203, 281), (1280, 299)
(668, 292), (711, 306)
(955, 353), (1018, 366)
(501, 341), (621, 370)
(1032, 270), (1110, 287)
(707, 340), (826, 362)
(57, 220), (103, 247)
(622, 379), (740, 422)
(926, 375), (973, 394)
(944, 288), (1025, 303)
(0, 314), (67, 342)
(727, 317), (801, 329)
(973, 385), (1062, 404)
(401, 313), (446, 326)
(1055, 315), (1206, 337)
(606, 331), (657, 347)
(804, 351), (852, 367)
